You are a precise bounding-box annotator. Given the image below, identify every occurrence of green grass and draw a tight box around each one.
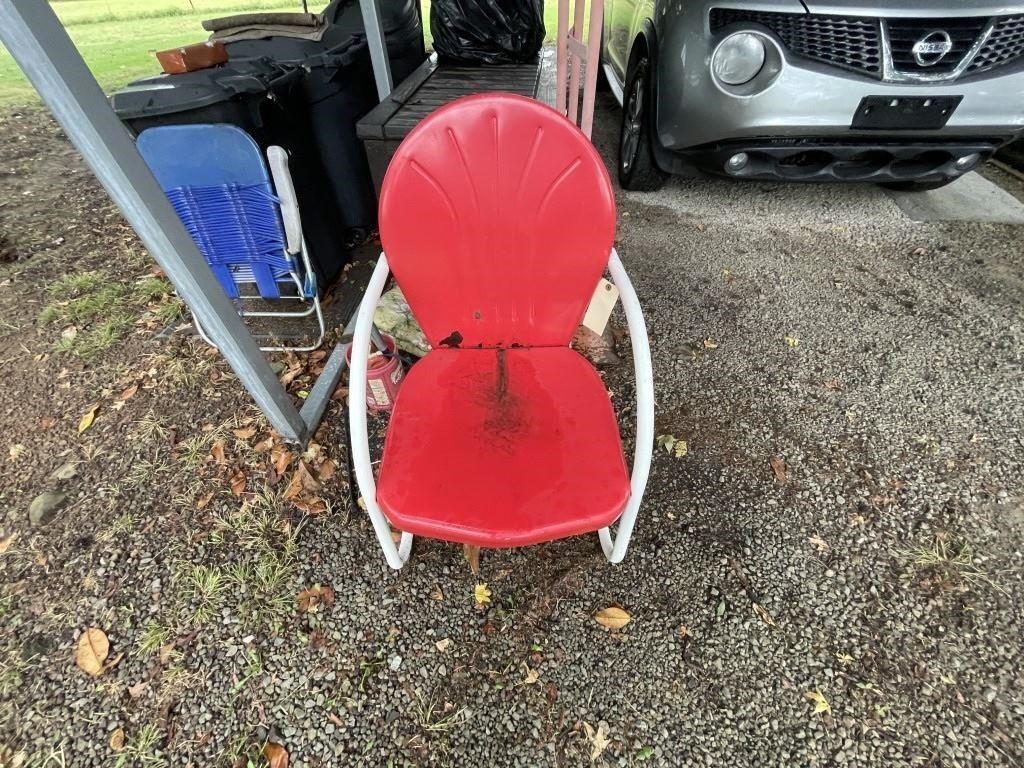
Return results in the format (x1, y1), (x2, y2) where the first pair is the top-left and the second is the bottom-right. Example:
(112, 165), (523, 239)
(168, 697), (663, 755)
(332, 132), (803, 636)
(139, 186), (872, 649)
(1, 0), (562, 106)
(0, 0), (303, 105)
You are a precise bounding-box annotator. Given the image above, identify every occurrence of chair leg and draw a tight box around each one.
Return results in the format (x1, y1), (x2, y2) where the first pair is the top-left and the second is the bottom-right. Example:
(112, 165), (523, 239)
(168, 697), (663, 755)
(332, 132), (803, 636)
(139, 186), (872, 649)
(193, 293), (326, 353)
(599, 249), (655, 564)
(349, 254), (413, 570)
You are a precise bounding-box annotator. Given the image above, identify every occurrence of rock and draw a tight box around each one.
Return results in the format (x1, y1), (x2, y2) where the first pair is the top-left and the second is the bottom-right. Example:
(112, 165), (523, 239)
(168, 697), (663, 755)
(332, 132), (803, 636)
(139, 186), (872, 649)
(48, 461), (78, 481)
(29, 491), (67, 526)
(571, 325), (621, 367)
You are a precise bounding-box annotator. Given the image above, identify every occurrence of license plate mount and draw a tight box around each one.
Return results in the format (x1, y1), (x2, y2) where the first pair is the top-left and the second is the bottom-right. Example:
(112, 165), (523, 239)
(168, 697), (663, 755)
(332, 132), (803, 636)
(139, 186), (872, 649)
(851, 95), (962, 130)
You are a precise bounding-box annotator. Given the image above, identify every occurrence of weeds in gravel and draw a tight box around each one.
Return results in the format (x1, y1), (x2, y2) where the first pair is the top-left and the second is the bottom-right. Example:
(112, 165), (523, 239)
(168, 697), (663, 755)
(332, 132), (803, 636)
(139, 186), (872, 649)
(133, 277), (172, 304)
(149, 348), (210, 389)
(413, 691), (470, 734)
(38, 271), (141, 359)
(156, 665), (200, 711)
(177, 433), (212, 469)
(135, 620), (171, 658)
(126, 455), (171, 486)
(179, 565), (228, 626)
(114, 724), (165, 768)
(902, 531), (1003, 594)
(134, 413), (171, 443)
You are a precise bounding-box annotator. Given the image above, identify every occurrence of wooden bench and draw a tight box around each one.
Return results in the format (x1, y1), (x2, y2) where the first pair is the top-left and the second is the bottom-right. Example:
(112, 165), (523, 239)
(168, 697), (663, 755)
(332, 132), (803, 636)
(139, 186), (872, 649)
(357, 49), (556, 192)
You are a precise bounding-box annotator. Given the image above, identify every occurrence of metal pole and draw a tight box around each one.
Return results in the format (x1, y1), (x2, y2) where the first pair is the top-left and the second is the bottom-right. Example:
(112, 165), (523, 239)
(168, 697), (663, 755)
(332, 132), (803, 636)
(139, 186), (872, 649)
(0, 0), (308, 444)
(358, 0), (394, 100)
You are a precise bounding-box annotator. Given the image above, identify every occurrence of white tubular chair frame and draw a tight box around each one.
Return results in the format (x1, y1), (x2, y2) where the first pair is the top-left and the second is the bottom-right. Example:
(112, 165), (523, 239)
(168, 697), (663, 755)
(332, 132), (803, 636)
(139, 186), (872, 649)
(348, 249), (653, 569)
(598, 248), (655, 563)
(192, 146), (325, 354)
(349, 254), (413, 569)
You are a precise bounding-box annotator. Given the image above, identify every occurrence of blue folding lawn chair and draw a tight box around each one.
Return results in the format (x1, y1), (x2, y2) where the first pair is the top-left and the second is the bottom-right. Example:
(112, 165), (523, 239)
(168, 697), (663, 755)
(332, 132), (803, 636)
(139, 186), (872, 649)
(137, 124), (325, 352)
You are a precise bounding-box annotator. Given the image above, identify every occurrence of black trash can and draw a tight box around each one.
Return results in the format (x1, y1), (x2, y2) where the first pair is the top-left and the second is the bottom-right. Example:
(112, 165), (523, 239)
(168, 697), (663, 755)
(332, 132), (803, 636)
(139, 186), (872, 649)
(111, 58), (350, 287)
(217, 0), (427, 238)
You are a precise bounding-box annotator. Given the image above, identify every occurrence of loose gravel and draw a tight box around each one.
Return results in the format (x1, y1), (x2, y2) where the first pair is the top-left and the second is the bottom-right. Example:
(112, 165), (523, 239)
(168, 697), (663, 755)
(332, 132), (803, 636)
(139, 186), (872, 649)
(1, 96), (1023, 767)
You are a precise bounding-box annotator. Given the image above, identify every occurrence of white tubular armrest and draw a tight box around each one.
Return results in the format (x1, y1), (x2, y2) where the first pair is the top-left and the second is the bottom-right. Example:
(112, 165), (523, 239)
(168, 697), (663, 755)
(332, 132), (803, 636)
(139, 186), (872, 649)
(266, 146), (302, 255)
(349, 253), (413, 569)
(599, 247), (655, 563)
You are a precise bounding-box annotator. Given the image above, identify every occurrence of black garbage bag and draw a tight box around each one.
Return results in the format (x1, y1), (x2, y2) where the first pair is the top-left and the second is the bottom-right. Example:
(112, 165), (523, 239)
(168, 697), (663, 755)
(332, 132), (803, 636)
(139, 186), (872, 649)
(430, 0), (545, 64)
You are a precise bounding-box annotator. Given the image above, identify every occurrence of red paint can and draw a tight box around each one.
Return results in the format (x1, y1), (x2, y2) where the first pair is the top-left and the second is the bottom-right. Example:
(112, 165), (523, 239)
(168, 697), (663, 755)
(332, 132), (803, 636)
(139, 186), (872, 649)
(346, 333), (405, 411)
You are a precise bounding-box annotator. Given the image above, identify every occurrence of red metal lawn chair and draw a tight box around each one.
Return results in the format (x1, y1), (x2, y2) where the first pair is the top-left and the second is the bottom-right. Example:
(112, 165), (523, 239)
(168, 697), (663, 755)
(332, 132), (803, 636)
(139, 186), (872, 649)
(348, 93), (654, 569)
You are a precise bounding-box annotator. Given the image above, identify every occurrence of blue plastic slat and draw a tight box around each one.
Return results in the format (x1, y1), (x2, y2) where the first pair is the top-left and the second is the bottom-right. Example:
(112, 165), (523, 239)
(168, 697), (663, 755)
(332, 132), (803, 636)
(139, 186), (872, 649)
(136, 124), (313, 301)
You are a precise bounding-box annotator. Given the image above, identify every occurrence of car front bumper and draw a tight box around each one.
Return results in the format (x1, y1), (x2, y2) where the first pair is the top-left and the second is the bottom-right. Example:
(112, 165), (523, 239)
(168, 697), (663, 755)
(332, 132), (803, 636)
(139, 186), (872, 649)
(655, 20), (1024, 181)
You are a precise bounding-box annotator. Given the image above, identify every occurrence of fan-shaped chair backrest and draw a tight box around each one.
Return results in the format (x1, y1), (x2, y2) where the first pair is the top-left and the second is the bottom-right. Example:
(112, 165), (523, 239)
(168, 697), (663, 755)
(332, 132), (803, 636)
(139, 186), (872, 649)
(378, 93), (616, 349)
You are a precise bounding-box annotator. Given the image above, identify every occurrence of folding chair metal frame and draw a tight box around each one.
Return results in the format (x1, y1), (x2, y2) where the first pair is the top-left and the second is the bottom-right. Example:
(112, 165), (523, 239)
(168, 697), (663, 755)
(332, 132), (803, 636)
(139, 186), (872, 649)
(349, 248), (655, 569)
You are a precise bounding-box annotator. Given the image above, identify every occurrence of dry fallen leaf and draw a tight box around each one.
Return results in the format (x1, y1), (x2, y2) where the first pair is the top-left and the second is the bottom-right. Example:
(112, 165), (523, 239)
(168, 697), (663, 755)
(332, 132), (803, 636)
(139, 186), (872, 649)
(752, 602), (776, 627)
(808, 534), (829, 552)
(210, 439), (227, 466)
(127, 680), (148, 700)
(195, 491), (214, 510)
(263, 741), (289, 768)
(582, 721), (611, 762)
(233, 425), (257, 440)
(463, 544), (481, 574)
(435, 638), (452, 652)
(283, 461), (320, 500)
(805, 689), (831, 715)
(253, 435), (276, 453)
(75, 627), (109, 677)
(769, 455), (787, 484)
(594, 606), (631, 631)
(318, 458), (337, 481)
(429, 585), (444, 601)
(229, 469), (247, 496)
(703, 338), (719, 349)
(78, 405), (99, 435)
(118, 384), (139, 402)
(108, 728), (125, 752)
(523, 667), (540, 685)
(297, 585), (335, 614)
(0, 532), (17, 555)
(823, 379), (841, 390)
(656, 434), (687, 457)
(474, 583), (492, 606)
(9, 444), (25, 461)
(159, 642), (176, 665)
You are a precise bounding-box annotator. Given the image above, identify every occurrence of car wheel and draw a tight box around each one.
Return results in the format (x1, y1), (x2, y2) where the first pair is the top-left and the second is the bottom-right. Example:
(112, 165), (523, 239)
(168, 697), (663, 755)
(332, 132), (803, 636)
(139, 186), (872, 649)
(618, 57), (668, 192)
(879, 179), (956, 192)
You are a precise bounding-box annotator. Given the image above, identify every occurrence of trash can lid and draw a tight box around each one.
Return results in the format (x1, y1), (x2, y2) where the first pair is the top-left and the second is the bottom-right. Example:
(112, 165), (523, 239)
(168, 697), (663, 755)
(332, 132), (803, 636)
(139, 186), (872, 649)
(110, 58), (293, 119)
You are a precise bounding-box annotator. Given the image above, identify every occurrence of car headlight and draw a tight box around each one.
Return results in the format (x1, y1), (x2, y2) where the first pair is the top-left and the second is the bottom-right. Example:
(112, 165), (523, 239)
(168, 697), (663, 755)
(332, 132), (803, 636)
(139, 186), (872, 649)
(712, 32), (767, 86)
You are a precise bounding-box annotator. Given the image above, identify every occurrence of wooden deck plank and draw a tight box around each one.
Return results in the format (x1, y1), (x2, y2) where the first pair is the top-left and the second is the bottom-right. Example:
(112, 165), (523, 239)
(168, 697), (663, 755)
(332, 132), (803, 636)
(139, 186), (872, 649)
(357, 47), (556, 185)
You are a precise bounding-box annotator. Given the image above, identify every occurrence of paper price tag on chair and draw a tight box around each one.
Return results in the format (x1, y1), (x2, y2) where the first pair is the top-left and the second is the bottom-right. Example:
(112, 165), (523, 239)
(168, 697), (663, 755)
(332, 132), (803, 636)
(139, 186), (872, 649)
(582, 278), (619, 336)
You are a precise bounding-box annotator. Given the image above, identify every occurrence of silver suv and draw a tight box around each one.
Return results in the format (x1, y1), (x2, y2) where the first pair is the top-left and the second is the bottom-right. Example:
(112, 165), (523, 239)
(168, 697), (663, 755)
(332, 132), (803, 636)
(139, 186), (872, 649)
(601, 1), (1024, 191)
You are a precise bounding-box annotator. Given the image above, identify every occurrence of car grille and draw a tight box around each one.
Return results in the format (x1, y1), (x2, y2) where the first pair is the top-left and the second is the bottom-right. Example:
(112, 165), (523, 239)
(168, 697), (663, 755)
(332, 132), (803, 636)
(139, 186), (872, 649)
(969, 15), (1024, 73)
(709, 8), (1024, 81)
(709, 9), (882, 78)
(885, 17), (988, 76)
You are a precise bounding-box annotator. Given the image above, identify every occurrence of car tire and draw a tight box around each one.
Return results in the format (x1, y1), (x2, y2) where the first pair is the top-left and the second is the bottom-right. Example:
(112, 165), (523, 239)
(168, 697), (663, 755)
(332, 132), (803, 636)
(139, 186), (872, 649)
(618, 57), (668, 192)
(879, 179), (956, 192)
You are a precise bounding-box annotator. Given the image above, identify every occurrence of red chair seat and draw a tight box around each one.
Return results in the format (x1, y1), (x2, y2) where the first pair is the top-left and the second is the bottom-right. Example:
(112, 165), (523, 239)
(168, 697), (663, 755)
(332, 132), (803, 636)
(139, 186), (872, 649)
(376, 347), (630, 548)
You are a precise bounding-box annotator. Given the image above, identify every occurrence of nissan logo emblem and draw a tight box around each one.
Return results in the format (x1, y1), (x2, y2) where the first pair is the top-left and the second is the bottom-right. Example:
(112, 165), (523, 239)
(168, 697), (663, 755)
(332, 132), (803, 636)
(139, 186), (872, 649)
(912, 30), (954, 67)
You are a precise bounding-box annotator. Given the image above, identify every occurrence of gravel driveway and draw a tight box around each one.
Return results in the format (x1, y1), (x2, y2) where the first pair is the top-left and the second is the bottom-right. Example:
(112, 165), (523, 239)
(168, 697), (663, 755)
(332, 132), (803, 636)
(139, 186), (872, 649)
(1, 95), (1023, 767)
